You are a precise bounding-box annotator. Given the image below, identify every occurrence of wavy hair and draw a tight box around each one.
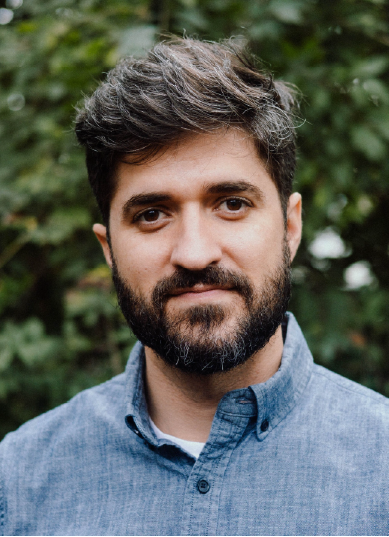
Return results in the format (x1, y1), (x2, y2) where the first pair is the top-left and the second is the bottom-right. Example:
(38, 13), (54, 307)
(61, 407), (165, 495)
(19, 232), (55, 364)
(75, 37), (299, 225)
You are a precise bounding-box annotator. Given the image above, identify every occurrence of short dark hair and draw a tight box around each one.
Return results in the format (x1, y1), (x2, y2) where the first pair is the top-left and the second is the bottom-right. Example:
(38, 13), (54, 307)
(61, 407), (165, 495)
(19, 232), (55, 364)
(75, 37), (298, 225)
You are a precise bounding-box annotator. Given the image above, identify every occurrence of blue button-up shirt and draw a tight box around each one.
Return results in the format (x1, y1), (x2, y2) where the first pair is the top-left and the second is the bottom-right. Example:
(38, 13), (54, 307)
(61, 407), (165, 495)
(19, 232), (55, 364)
(1, 313), (389, 535)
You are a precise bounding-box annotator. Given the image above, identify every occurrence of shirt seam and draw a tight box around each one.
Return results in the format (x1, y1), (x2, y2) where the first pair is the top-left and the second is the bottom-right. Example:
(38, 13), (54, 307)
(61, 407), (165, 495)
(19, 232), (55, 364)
(0, 455), (6, 536)
(204, 417), (225, 536)
(133, 348), (145, 413)
(207, 453), (223, 535)
(217, 410), (256, 418)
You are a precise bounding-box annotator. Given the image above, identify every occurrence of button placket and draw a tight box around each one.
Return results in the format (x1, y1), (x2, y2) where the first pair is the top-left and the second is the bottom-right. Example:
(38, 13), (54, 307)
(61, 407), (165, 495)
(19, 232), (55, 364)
(180, 411), (252, 536)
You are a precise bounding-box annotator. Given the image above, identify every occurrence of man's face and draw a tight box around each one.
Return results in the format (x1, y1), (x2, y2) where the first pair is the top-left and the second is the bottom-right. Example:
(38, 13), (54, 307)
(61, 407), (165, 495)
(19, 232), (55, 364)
(94, 129), (302, 374)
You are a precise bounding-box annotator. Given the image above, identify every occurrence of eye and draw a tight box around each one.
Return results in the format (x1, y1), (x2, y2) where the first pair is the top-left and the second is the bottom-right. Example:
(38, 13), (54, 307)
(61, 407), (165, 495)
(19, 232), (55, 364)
(133, 208), (167, 225)
(225, 198), (244, 211)
(140, 209), (161, 222)
(132, 207), (170, 227)
(218, 197), (250, 213)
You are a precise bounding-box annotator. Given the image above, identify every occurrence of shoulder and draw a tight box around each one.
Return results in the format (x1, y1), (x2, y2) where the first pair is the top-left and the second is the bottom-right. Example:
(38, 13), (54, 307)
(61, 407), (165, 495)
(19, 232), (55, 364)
(0, 372), (135, 535)
(0, 372), (127, 462)
(308, 364), (389, 429)
(313, 363), (388, 404)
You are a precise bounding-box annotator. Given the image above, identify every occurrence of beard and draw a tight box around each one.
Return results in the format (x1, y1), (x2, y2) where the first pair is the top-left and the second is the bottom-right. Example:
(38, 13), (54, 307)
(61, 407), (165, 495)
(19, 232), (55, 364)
(111, 241), (291, 375)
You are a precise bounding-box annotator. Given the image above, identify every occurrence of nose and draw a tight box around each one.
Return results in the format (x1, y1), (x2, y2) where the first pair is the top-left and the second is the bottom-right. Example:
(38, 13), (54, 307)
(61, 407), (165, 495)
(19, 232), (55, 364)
(170, 207), (222, 270)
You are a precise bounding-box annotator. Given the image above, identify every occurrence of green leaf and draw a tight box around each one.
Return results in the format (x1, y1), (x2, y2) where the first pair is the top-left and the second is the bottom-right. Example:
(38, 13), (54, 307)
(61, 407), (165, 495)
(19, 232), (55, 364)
(351, 125), (386, 161)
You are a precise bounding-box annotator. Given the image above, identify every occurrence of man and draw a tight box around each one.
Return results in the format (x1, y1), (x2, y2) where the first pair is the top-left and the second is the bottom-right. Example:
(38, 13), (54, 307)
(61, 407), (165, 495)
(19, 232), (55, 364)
(1, 37), (389, 536)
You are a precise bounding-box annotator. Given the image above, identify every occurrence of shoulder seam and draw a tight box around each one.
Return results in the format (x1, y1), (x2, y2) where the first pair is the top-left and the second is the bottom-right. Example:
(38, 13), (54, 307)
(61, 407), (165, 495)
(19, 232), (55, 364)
(314, 366), (389, 405)
(0, 454), (6, 536)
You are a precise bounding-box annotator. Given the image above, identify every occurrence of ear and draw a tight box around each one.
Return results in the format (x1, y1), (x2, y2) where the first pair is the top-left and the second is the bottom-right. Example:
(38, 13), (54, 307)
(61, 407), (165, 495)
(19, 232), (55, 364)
(286, 193), (302, 262)
(93, 223), (113, 268)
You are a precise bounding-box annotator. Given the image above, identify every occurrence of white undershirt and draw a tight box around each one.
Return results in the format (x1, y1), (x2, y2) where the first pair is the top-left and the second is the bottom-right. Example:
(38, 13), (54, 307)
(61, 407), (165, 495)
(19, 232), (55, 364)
(149, 418), (205, 459)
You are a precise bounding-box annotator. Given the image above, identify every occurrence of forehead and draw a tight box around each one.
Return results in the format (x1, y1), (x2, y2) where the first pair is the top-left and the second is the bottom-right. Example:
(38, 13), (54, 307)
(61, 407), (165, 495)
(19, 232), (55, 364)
(111, 129), (280, 209)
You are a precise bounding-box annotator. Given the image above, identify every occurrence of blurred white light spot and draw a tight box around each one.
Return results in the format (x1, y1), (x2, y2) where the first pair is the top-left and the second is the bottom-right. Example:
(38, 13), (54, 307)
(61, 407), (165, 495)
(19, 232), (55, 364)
(6, 0), (23, 8)
(309, 228), (348, 259)
(0, 8), (13, 24)
(344, 261), (374, 290)
(7, 93), (25, 111)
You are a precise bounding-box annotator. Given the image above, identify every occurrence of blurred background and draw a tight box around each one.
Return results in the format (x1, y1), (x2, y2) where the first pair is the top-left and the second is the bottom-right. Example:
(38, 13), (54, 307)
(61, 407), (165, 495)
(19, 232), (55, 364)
(1, 0), (389, 440)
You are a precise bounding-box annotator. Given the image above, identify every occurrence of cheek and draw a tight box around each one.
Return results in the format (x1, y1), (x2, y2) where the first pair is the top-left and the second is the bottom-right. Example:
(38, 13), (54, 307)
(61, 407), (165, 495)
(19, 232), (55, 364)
(112, 233), (171, 292)
(224, 221), (284, 275)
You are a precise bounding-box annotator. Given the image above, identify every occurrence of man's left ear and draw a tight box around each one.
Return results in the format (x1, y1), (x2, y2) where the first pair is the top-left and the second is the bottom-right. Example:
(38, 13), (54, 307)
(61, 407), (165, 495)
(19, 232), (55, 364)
(286, 193), (302, 262)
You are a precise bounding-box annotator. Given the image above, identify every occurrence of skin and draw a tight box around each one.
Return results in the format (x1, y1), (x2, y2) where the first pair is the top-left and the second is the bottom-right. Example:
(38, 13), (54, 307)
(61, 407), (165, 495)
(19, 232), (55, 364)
(94, 129), (302, 442)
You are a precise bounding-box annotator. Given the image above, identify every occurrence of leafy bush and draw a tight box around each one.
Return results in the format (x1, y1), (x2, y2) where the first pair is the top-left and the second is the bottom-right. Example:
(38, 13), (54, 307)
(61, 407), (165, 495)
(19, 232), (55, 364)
(1, 0), (388, 439)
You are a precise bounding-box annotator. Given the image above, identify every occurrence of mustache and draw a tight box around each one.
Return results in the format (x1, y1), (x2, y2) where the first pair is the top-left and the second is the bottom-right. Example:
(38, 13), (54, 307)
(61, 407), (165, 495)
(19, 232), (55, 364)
(152, 266), (253, 308)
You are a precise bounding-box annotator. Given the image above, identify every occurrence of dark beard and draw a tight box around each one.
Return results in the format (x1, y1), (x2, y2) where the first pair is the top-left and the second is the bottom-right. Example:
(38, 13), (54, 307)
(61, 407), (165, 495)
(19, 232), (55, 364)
(111, 244), (291, 375)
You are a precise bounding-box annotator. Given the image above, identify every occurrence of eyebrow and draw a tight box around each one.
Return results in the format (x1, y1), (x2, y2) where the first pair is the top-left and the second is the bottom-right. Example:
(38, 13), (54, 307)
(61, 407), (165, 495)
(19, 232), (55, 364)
(121, 180), (265, 221)
(122, 193), (172, 221)
(205, 180), (265, 198)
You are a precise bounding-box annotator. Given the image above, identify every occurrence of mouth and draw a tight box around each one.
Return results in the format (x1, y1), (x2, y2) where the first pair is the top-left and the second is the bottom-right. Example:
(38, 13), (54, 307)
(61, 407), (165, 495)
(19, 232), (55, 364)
(168, 284), (235, 299)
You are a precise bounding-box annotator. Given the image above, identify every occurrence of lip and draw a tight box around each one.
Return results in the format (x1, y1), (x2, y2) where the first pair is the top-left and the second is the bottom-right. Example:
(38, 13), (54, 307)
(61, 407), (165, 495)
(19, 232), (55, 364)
(168, 285), (234, 298)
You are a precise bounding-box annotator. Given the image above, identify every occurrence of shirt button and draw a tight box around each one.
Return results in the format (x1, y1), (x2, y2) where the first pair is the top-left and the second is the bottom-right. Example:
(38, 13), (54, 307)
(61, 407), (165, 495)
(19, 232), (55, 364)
(197, 479), (210, 494)
(260, 419), (269, 432)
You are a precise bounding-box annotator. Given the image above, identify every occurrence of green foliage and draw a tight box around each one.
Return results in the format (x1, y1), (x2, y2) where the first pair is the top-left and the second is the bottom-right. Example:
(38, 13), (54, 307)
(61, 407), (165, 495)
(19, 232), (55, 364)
(1, 0), (388, 439)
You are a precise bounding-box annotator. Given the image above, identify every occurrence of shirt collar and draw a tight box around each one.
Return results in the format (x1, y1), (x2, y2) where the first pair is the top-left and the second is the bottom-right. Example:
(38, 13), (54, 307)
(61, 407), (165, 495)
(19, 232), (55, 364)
(124, 342), (154, 443)
(250, 312), (313, 440)
(124, 312), (313, 444)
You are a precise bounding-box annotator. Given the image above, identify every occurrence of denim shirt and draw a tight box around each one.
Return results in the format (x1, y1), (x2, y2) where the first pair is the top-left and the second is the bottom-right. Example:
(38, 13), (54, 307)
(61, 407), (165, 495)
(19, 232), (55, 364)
(1, 313), (389, 536)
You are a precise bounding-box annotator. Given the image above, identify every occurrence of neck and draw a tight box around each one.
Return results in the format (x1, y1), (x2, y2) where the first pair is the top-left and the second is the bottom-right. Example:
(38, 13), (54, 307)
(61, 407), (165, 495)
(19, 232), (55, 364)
(144, 326), (284, 443)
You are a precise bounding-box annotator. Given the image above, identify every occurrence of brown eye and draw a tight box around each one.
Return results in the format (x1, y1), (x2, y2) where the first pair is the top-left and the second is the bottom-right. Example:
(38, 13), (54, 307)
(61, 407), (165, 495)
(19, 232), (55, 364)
(226, 199), (243, 211)
(143, 209), (160, 222)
